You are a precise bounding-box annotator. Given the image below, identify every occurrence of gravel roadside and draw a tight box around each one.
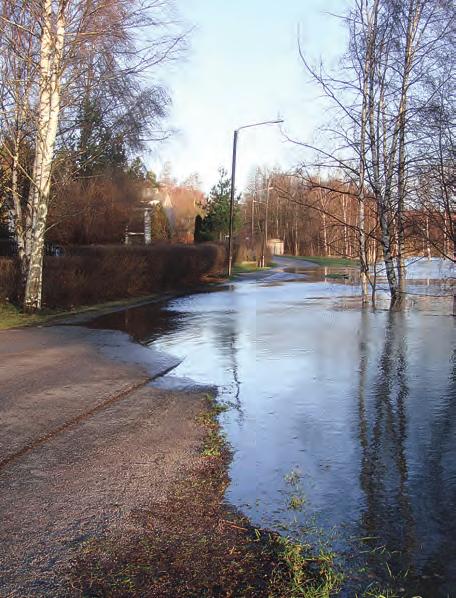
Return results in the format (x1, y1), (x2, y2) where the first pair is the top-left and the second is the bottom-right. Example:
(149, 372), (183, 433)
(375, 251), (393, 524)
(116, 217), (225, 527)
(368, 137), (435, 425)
(0, 327), (207, 596)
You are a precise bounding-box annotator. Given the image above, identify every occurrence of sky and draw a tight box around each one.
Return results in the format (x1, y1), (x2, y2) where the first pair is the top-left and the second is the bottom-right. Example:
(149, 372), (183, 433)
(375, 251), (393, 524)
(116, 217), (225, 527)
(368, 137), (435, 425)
(148, 0), (348, 192)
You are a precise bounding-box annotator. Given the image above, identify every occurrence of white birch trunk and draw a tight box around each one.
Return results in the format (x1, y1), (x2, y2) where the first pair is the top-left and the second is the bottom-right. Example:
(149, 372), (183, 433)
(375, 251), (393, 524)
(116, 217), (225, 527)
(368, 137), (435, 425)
(322, 211), (328, 256)
(397, 0), (423, 304)
(10, 130), (27, 275)
(358, 0), (376, 302)
(24, 0), (66, 311)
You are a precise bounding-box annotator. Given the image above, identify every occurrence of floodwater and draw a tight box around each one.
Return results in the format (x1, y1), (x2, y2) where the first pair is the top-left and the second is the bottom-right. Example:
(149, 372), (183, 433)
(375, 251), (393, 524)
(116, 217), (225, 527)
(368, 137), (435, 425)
(89, 259), (456, 597)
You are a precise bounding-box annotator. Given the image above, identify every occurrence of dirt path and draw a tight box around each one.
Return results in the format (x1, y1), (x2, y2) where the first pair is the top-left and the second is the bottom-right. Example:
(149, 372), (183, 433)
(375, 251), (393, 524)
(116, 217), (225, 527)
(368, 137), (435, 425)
(0, 326), (207, 597)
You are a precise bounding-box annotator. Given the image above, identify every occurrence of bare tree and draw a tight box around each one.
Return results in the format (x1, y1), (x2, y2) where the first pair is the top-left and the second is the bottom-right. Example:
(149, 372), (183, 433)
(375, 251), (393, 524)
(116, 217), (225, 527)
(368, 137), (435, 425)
(293, 0), (454, 308)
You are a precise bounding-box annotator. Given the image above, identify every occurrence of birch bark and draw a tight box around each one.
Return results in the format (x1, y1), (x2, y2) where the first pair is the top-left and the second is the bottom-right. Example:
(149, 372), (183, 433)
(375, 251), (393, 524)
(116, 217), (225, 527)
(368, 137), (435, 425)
(24, 0), (66, 311)
(396, 0), (424, 304)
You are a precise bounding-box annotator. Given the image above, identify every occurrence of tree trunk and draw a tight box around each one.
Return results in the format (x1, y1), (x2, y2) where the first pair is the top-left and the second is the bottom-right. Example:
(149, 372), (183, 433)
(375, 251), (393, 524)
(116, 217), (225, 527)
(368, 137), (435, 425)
(10, 130), (27, 280)
(322, 212), (328, 256)
(397, 0), (422, 305)
(379, 205), (400, 306)
(24, 0), (65, 311)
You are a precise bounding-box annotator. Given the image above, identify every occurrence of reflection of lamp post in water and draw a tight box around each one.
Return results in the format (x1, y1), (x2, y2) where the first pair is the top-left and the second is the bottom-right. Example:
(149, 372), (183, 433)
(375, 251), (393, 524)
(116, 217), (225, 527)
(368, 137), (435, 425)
(227, 119), (283, 276)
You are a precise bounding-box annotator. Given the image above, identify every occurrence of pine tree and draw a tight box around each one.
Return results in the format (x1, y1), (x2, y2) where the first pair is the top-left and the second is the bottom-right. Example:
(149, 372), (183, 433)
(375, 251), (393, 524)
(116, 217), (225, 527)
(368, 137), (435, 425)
(200, 168), (240, 242)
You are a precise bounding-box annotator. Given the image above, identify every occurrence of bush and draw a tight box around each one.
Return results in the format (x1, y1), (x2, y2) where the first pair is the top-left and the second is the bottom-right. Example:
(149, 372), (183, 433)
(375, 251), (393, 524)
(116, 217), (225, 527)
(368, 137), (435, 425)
(0, 258), (20, 303)
(234, 241), (272, 265)
(0, 243), (226, 309)
(45, 243), (226, 308)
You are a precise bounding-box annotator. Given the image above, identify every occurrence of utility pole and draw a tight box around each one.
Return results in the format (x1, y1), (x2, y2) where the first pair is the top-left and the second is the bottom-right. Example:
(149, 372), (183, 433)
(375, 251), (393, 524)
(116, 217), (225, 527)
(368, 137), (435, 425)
(227, 129), (238, 277)
(227, 119), (283, 276)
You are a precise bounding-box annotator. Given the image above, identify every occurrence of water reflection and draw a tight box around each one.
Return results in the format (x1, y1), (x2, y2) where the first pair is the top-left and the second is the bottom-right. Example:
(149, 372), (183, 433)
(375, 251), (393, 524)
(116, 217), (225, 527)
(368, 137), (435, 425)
(87, 300), (182, 342)
(354, 310), (456, 595)
(357, 311), (416, 586)
(88, 275), (455, 596)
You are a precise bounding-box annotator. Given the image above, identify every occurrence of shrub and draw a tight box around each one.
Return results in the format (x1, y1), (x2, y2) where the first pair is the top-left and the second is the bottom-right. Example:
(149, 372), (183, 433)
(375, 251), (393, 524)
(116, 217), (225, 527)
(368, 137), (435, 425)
(0, 258), (20, 303)
(0, 243), (226, 309)
(234, 241), (272, 265)
(45, 243), (226, 308)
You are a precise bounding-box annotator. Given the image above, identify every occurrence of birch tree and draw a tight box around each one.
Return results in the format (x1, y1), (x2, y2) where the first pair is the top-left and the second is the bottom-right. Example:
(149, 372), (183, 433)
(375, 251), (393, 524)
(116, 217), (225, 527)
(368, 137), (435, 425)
(0, 0), (185, 311)
(296, 0), (453, 308)
(24, 0), (66, 311)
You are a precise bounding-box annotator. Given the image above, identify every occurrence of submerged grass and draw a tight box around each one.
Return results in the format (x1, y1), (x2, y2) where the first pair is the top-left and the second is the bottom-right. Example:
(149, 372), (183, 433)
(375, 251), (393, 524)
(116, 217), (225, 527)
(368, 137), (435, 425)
(268, 535), (344, 598)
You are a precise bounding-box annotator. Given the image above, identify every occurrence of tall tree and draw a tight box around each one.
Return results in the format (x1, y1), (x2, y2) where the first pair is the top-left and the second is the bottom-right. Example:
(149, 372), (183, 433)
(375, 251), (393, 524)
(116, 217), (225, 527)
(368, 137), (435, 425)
(297, 0), (454, 307)
(202, 168), (240, 242)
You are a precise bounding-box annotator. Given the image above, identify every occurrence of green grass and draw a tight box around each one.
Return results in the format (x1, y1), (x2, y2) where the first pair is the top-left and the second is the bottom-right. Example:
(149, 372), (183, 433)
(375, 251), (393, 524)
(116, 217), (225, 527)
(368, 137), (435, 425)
(197, 394), (229, 458)
(288, 495), (306, 511)
(269, 535), (344, 598)
(0, 295), (158, 331)
(285, 255), (359, 268)
(323, 273), (350, 280)
(0, 303), (62, 329)
(233, 261), (273, 275)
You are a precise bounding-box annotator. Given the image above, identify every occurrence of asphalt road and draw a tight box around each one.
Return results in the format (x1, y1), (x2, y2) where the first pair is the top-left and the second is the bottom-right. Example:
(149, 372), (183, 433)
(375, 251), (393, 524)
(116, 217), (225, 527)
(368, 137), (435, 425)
(0, 325), (205, 597)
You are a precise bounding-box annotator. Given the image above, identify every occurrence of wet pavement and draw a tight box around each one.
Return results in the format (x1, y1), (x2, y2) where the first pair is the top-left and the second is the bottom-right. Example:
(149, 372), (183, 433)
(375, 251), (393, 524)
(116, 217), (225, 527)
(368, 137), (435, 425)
(0, 327), (205, 597)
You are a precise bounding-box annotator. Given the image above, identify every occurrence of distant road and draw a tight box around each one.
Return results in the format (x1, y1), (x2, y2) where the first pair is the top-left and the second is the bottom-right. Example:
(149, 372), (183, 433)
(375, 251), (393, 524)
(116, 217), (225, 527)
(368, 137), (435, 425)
(272, 255), (319, 270)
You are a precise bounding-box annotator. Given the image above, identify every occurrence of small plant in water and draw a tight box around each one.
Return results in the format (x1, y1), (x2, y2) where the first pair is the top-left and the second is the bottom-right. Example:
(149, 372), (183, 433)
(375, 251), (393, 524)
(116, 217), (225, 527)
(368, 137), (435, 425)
(289, 495), (306, 511)
(285, 468), (302, 487)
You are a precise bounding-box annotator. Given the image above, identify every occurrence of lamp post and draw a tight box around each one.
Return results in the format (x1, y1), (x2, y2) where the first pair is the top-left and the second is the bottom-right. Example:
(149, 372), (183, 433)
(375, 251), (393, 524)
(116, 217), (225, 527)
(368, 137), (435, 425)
(227, 119), (283, 276)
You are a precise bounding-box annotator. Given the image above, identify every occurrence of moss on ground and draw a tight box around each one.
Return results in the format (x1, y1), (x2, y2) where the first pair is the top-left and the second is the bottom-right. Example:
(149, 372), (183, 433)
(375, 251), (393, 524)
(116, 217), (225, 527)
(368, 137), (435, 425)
(69, 394), (344, 597)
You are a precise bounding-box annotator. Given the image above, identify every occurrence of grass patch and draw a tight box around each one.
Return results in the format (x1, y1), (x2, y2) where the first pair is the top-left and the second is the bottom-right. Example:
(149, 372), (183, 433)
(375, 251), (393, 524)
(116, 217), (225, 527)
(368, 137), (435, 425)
(324, 273), (350, 280)
(233, 261), (272, 275)
(0, 295), (157, 331)
(0, 302), (62, 329)
(197, 394), (229, 458)
(288, 495), (306, 511)
(269, 535), (344, 598)
(285, 255), (359, 268)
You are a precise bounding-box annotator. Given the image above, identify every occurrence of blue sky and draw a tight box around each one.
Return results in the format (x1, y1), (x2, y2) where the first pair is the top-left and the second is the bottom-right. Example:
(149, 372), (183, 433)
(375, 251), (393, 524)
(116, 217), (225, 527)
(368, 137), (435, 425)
(149, 0), (348, 191)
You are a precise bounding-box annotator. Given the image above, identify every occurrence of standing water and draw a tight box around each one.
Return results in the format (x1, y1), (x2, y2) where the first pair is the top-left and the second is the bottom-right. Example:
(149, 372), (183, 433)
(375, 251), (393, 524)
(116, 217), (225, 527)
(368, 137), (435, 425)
(89, 259), (456, 597)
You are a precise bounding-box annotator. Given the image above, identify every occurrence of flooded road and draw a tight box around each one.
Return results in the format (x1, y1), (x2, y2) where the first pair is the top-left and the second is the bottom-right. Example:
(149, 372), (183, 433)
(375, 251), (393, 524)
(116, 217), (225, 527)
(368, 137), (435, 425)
(89, 260), (456, 597)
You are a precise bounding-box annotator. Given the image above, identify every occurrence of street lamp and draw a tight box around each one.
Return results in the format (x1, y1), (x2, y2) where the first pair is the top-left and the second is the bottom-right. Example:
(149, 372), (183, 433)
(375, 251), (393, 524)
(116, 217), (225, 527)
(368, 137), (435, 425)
(227, 119), (284, 276)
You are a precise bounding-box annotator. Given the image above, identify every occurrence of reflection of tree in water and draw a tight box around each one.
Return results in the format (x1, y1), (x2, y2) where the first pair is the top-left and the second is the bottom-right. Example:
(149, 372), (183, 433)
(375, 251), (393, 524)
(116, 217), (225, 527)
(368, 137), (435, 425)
(87, 301), (184, 342)
(91, 288), (245, 420)
(415, 348), (456, 592)
(357, 310), (416, 580)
